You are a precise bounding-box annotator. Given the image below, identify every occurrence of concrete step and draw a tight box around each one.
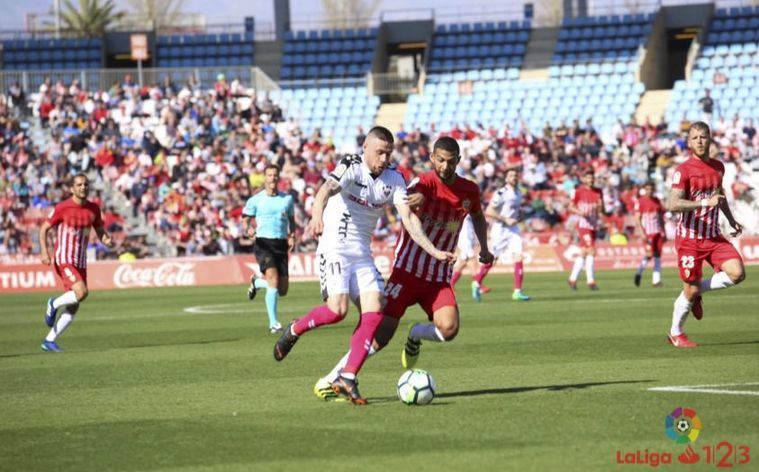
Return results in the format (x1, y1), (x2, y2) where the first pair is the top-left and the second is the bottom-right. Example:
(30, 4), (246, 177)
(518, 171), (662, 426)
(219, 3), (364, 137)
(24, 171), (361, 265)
(374, 103), (408, 133)
(522, 26), (560, 71)
(635, 89), (672, 125)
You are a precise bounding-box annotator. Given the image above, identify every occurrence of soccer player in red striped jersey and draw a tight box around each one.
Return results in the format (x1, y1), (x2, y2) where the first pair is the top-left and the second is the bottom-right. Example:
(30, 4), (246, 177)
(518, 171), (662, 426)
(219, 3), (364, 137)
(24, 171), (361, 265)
(39, 173), (114, 352)
(315, 137), (494, 402)
(567, 170), (605, 290)
(666, 122), (745, 348)
(634, 181), (667, 287)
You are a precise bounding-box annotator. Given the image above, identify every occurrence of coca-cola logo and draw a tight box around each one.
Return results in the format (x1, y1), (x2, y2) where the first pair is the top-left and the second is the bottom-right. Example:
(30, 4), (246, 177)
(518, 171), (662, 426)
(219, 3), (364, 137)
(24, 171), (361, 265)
(113, 262), (197, 288)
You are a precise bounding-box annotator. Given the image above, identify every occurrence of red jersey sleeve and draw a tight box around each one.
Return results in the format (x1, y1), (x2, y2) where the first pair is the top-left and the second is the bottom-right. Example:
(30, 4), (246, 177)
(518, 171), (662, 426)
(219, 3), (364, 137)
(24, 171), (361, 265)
(671, 164), (689, 191)
(46, 203), (64, 226)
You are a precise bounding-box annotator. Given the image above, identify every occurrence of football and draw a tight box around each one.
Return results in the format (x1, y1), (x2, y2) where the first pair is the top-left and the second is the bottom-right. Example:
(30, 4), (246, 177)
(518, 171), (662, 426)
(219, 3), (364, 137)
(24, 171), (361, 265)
(677, 419), (690, 432)
(397, 369), (436, 405)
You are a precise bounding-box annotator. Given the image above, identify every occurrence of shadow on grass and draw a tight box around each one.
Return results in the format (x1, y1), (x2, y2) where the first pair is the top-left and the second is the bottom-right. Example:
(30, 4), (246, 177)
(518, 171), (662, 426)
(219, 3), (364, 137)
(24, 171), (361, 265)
(699, 340), (759, 346)
(367, 380), (654, 404)
(437, 379), (656, 399)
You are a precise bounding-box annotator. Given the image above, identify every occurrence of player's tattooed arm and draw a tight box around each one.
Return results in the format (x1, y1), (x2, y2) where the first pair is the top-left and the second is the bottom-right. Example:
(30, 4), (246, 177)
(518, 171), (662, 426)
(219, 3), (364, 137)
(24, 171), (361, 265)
(39, 221), (53, 265)
(396, 202), (455, 262)
(306, 179), (342, 238)
(667, 187), (723, 212)
(470, 210), (495, 265)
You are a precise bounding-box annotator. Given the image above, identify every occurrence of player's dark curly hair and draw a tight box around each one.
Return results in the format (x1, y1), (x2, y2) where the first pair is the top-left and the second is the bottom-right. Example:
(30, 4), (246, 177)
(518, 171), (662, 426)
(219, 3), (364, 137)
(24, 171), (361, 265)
(433, 136), (460, 157)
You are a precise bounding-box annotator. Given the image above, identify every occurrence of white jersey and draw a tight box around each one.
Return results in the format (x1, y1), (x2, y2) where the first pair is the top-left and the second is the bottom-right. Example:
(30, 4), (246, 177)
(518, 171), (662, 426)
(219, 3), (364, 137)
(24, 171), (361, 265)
(456, 214), (477, 259)
(490, 184), (522, 234)
(317, 155), (407, 257)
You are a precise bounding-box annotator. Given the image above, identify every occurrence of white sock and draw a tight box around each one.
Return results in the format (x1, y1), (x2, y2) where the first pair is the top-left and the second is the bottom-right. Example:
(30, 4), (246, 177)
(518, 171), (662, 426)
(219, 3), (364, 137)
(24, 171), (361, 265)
(45, 313), (74, 342)
(585, 255), (595, 283)
(653, 258), (662, 284)
(53, 291), (78, 309)
(699, 272), (734, 293)
(636, 257), (649, 275)
(670, 292), (692, 336)
(410, 323), (446, 342)
(324, 346), (377, 383)
(569, 257), (584, 282)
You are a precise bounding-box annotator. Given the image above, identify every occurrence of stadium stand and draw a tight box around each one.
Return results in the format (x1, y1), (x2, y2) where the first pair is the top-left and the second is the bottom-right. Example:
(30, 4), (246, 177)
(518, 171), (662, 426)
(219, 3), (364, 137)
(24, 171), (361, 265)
(156, 33), (255, 69)
(280, 28), (378, 80)
(665, 6), (759, 130)
(272, 86), (380, 150)
(0, 7), (758, 261)
(553, 13), (654, 63)
(1, 37), (102, 70)
(427, 20), (531, 71)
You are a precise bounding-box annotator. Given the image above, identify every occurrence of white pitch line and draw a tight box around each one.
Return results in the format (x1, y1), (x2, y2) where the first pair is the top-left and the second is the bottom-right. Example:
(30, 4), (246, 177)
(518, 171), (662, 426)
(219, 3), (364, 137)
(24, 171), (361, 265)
(183, 303), (264, 314)
(648, 382), (759, 396)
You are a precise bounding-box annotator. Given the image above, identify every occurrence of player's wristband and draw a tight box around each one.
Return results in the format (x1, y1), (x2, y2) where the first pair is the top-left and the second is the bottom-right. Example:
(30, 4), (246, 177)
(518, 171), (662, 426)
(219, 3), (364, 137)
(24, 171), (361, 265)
(700, 199), (709, 209)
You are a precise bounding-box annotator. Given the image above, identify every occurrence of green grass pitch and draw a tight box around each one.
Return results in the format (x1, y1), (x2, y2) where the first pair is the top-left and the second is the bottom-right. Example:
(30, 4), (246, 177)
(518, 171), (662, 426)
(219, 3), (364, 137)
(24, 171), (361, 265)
(1, 268), (758, 470)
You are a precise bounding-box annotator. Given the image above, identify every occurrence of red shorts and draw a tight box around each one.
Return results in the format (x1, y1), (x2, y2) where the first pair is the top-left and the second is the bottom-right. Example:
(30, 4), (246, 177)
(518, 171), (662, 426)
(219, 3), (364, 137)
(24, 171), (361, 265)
(675, 236), (742, 283)
(383, 270), (457, 320)
(644, 233), (665, 256)
(578, 229), (596, 248)
(54, 263), (87, 291)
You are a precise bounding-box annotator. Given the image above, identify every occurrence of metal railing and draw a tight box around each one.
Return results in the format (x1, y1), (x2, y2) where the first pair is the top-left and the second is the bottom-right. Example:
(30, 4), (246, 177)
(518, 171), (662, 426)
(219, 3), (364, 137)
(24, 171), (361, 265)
(278, 76), (366, 90)
(0, 66), (279, 94)
(368, 71), (421, 96)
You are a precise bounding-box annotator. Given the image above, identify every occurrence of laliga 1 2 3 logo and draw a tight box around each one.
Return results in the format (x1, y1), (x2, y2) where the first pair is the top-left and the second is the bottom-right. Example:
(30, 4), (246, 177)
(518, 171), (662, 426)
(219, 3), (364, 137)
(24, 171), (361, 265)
(616, 407), (752, 468)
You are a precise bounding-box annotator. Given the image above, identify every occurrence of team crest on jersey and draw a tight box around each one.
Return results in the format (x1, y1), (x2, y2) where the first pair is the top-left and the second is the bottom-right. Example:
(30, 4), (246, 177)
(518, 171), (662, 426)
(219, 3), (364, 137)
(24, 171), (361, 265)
(382, 185), (391, 197)
(462, 199), (471, 210)
(447, 221), (461, 233)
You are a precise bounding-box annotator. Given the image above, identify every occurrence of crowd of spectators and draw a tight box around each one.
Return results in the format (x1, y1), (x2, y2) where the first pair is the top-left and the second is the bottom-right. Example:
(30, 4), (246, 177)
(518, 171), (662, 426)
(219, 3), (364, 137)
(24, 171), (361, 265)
(1, 72), (757, 261)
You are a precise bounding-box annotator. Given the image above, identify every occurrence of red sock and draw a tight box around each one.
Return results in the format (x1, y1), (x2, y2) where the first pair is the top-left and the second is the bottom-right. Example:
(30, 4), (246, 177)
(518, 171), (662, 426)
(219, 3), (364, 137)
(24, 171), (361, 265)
(292, 305), (342, 336)
(450, 270), (462, 286)
(474, 263), (492, 284)
(343, 311), (383, 375)
(514, 261), (524, 290)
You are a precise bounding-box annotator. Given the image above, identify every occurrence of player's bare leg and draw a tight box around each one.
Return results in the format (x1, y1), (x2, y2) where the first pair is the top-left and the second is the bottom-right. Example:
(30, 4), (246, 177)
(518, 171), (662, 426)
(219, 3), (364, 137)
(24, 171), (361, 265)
(691, 257), (745, 321)
(403, 305), (458, 369)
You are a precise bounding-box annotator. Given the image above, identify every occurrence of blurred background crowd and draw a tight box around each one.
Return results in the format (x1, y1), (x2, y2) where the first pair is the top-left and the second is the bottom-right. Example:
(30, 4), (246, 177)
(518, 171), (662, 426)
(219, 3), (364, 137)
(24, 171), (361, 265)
(1, 73), (757, 261)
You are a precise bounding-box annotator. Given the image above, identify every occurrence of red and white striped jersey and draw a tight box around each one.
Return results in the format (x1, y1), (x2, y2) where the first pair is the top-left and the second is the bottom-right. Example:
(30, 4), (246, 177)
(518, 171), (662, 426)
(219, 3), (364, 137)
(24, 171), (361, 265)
(46, 198), (103, 269)
(671, 156), (724, 239)
(573, 186), (603, 230)
(634, 195), (664, 236)
(394, 171), (481, 283)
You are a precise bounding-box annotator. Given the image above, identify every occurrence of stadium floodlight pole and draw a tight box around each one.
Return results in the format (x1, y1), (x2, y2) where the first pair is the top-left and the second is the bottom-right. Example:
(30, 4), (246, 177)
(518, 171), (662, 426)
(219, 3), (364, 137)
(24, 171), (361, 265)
(54, 0), (61, 39)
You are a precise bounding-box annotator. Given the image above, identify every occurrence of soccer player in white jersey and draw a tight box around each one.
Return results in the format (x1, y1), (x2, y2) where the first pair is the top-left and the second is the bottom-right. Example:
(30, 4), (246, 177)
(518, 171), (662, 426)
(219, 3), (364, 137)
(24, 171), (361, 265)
(471, 169), (531, 301)
(449, 214), (479, 287)
(272, 127), (455, 402)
